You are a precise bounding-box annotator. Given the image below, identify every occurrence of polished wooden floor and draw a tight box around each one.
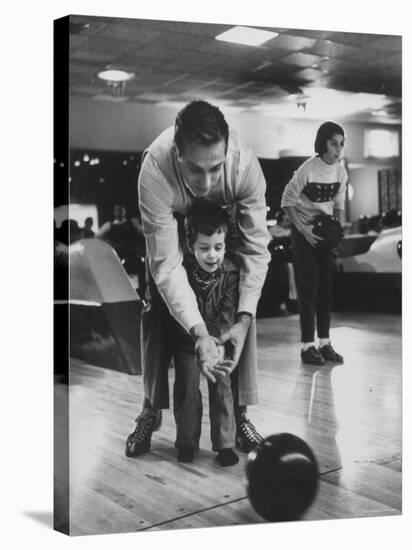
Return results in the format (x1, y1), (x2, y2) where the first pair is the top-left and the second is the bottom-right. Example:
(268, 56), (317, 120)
(56, 312), (402, 535)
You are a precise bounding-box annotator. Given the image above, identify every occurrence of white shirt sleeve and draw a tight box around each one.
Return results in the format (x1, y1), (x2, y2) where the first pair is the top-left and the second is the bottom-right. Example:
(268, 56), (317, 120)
(333, 166), (348, 210)
(236, 150), (271, 314)
(138, 153), (203, 332)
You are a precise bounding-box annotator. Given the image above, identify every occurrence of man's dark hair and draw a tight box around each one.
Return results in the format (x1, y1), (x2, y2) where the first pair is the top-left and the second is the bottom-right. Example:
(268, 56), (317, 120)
(314, 121), (345, 155)
(185, 198), (229, 248)
(175, 100), (229, 154)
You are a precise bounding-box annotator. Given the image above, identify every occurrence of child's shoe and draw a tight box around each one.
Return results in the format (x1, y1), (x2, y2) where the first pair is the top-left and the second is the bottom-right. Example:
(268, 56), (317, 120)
(177, 447), (195, 463)
(217, 448), (239, 466)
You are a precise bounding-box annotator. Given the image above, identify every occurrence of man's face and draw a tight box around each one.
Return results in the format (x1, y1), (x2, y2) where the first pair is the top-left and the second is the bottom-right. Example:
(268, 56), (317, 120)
(177, 139), (226, 197)
(192, 230), (226, 273)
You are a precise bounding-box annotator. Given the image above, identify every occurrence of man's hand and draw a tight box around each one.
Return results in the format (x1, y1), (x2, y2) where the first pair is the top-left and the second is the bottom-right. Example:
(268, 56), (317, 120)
(218, 313), (252, 368)
(300, 224), (323, 247)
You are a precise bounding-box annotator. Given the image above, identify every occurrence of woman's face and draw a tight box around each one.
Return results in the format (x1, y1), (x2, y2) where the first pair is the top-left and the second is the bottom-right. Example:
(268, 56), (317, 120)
(322, 133), (345, 164)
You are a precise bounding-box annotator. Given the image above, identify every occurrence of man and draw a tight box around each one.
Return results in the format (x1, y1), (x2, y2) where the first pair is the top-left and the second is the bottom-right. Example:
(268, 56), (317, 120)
(126, 100), (270, 457)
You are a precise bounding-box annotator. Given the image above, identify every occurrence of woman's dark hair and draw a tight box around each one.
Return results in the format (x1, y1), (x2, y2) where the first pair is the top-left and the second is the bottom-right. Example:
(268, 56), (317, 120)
(314, 121), (345, 155)
(185, 198), (229, 248)
(175, 100), (229, 154)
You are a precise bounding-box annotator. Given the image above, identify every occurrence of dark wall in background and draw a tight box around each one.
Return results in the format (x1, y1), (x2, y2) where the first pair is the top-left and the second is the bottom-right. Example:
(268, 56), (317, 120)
(56, 150), (143, 225)
(56, 148), (308, 225)
(260, 156), (308, 218)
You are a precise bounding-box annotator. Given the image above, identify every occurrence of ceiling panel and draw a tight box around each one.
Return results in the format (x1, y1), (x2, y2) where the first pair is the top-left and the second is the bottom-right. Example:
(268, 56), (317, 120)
(66, 15), (402, 123)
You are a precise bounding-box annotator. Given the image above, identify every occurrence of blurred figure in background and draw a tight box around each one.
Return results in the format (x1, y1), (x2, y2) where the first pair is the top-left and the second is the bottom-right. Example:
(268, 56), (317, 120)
(97, 204), (139, 261)
(82, 216), (95, 238)
(269, 209), (292, 239)
(97, 204), (146, 296)
(266, 210), (298, 315)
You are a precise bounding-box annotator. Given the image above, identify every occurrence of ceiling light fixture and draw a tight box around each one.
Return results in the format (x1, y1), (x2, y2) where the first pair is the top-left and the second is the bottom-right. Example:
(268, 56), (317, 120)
(97, 69), (135, 82)
(97, 69), (135, 96)
(215, 26), (279, 46)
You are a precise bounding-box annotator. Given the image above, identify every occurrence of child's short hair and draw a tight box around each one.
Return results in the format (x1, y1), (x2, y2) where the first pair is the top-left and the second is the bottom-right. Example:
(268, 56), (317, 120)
(185, 198), (229, 249)
(175, 100), (229, 154)
(314, 121), (345, 155)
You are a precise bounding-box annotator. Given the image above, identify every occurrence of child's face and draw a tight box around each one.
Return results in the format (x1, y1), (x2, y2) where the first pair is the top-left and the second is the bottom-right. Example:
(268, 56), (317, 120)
(192, 229), (226, 273)
(322, 133), (345, 164)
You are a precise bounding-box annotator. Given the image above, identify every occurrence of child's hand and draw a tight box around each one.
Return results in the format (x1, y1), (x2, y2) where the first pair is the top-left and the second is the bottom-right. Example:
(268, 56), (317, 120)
(199, 359), (233, 383)
(199, 341), (234, 381)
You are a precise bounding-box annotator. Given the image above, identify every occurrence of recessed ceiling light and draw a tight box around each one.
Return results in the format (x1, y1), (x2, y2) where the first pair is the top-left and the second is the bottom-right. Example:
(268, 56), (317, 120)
(97, 69), (135, 82)
(215, 26), (279, 46)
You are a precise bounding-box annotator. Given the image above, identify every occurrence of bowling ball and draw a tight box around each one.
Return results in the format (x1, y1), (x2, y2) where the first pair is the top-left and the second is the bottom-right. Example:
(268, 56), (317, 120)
(246, 433), (319, 522)
(312, 215), (343, 250)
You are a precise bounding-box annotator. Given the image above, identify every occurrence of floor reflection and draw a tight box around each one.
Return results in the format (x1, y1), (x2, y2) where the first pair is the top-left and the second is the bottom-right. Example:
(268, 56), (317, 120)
(284, 364), (341, 473)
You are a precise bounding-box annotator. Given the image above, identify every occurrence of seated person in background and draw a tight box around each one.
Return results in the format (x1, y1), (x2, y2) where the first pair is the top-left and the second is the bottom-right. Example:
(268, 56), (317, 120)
(82, 216), (95, 238)
(171, 199), (241, 466)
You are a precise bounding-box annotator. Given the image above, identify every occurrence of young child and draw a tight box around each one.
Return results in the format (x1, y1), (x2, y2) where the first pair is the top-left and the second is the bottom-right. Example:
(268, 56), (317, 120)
(281, 121), (348, 366)
(171, 198), (241, 466)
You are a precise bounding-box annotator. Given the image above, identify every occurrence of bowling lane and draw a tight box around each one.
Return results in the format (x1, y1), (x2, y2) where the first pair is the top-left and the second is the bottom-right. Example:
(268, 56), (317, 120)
(255, 313), (401, 473)
(59, 312), (401, 534)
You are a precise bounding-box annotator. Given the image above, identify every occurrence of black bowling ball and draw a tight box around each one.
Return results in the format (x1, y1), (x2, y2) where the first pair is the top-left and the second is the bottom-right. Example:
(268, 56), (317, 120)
(246, 433), (319, 522)
(312, 215), (343, 250)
